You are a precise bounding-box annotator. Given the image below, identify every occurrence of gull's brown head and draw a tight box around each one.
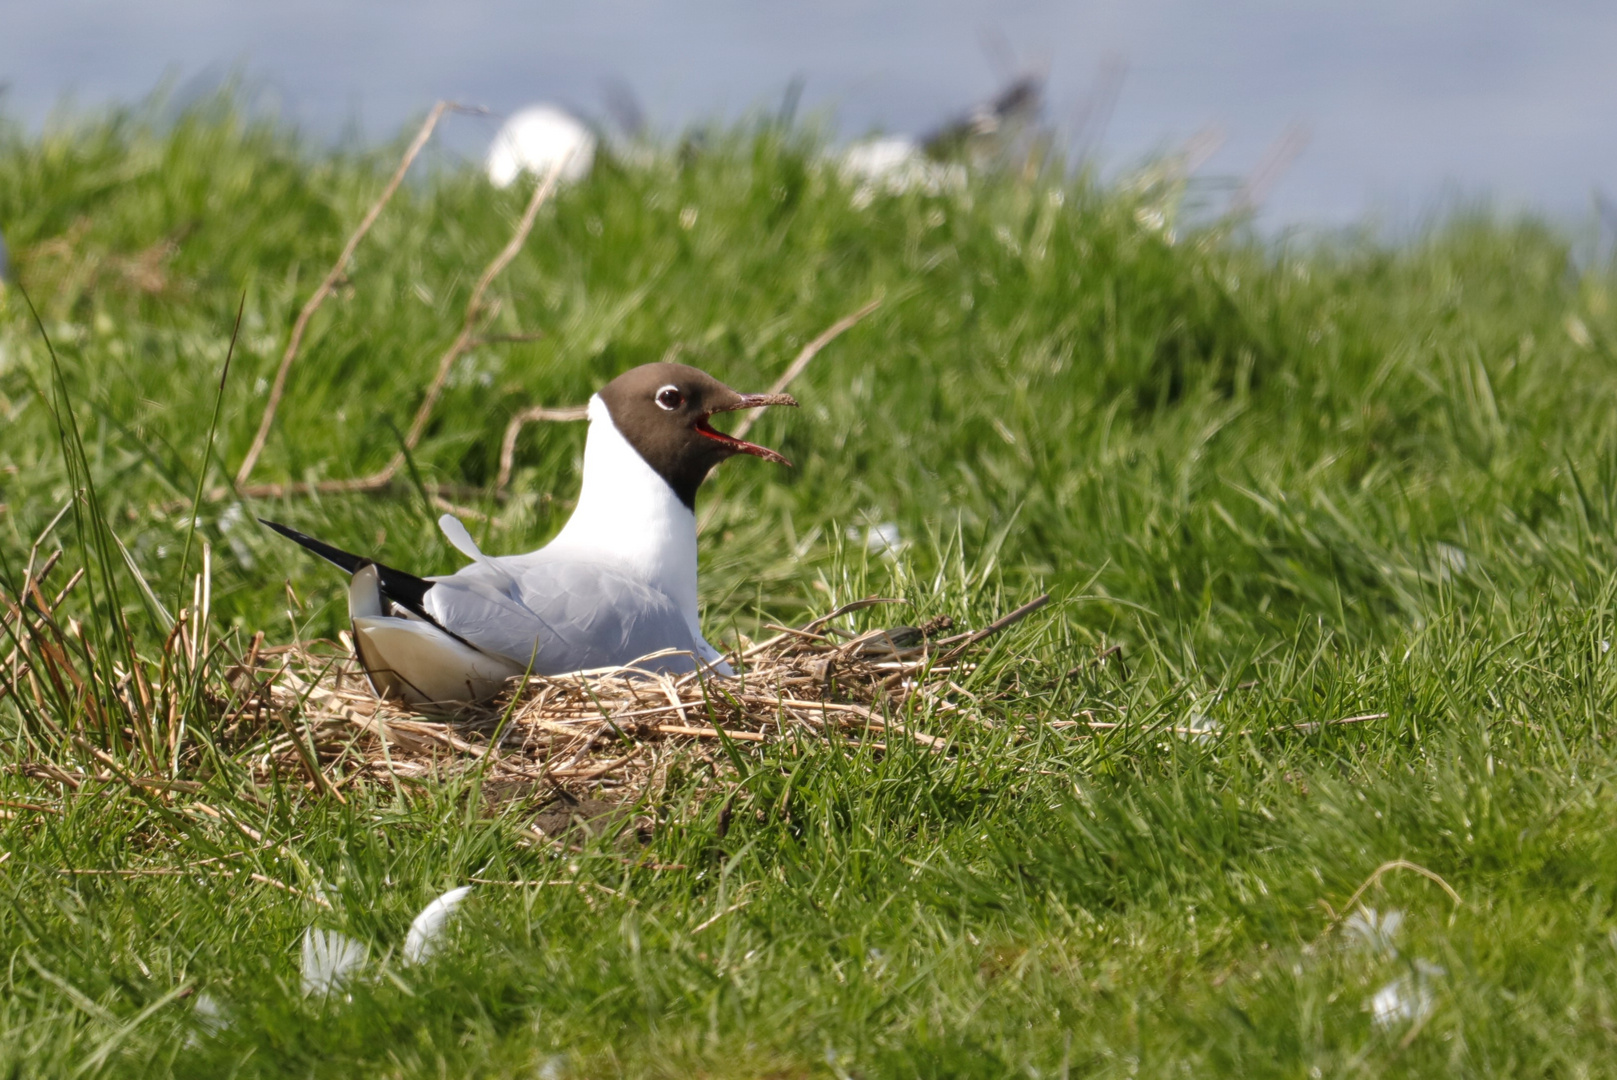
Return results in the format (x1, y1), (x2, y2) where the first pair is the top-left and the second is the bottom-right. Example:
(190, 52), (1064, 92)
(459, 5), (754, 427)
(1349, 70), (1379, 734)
(596, 361), (798, 508)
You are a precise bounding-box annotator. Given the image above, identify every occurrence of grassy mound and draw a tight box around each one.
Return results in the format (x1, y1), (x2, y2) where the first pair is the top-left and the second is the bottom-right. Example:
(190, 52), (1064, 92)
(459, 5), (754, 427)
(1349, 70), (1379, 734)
(3, 99), (1617, 1076)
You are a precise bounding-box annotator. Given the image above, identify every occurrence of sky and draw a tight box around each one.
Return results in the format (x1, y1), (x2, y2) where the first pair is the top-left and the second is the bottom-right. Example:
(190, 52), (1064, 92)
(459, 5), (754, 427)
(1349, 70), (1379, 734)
(4, 0), (1615, 228)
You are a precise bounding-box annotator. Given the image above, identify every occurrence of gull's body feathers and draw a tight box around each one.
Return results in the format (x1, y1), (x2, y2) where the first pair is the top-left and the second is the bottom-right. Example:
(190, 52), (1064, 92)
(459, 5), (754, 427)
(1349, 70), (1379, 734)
(342, 395), (726, 706)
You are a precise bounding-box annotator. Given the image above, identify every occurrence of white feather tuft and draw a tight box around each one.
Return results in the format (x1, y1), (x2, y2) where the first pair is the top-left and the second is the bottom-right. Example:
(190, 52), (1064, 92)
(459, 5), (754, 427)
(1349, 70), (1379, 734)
(1344, 906), (1404, 958)
(300, 928), (368, 996)
(1370, 961), (1444, 1028)
(403, 885), (473, 965)
(185, 991), (230, 1046)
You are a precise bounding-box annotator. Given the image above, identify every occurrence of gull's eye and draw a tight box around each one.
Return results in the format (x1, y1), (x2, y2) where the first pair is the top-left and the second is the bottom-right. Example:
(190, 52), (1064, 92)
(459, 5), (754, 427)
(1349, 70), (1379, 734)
(655, 385), (684, 411)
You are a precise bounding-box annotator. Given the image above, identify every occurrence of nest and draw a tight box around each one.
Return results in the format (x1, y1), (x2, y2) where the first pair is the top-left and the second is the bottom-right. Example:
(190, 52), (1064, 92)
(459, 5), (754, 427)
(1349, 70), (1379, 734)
(228, 595), (1050, 805)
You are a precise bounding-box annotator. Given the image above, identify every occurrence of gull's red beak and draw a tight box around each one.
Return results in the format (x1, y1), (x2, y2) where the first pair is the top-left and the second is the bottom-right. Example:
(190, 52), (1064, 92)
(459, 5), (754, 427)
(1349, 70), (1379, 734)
(696, 392), (798, 465)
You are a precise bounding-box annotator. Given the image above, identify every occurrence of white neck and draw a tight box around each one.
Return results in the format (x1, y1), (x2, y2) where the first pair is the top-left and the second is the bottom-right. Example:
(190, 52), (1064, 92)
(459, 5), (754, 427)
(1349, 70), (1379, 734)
(542, 395), (701, 624)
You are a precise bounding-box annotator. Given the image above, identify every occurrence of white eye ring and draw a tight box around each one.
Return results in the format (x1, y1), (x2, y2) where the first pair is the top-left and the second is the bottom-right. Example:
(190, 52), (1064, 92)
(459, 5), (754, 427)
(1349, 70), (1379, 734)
(655, 385), (683, 411)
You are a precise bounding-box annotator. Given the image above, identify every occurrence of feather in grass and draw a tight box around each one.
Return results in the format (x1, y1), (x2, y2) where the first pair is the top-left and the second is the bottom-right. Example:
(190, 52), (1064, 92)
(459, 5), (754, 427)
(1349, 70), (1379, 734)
(1344, 906), (1404, 957)
(301, 928), (368, 996)
(1344, 907), (1445, 1030)
(403, 886), (473, 965)
(1371, 959), (1445, 1029)
(185, 991), (229, 1046)
(193, 991), (226, 1030)
(845, 521), (906, 559)
(1180, 711), (1220, 745)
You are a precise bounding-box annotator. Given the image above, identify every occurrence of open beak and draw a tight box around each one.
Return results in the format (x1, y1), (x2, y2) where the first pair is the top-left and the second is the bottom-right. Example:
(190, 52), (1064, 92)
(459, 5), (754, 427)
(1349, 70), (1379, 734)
(695, 392), (799, 465)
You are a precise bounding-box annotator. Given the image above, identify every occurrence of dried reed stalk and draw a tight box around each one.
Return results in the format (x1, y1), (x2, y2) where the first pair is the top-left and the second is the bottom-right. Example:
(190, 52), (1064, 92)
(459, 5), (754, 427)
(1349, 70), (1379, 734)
(229, 158), (569, 507)
(495, 405), (591, 494)
(238, 101), (472, 484)
(1230, 121), (1310, 217)
(730, 295), (882, 441)
(391, 160), (568, 470)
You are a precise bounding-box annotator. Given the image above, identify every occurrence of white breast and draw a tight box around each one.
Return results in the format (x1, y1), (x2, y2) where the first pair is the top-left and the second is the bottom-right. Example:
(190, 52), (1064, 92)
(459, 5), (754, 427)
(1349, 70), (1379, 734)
(531, 395), (705, 641)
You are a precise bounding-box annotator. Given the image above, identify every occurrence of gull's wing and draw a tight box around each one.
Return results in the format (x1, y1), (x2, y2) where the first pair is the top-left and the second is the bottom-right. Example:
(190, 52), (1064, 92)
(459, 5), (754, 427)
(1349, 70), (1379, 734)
(426, 557), (703, 675)
(421, 570), (559, 672)
(512, 558), (704, 673)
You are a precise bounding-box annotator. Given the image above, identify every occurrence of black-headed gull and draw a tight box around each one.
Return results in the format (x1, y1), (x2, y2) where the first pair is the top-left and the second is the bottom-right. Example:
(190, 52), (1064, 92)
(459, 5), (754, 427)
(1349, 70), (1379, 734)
(263, 363), (796, 707)
(486, 104), (597, 188)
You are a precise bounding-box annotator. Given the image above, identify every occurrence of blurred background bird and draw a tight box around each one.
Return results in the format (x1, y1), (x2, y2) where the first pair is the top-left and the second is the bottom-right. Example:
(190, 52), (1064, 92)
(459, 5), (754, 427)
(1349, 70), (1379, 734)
(485, 104), (598, 187)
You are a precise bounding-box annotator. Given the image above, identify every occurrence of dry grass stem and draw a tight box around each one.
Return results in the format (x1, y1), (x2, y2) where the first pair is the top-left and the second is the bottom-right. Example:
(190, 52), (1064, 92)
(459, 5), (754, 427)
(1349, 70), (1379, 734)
(1078, 711), (1387, 738)
(495, 404), (591, 494)
(237, 101), (472, 484)
(1329, 859), (1463, 926)
(730, 295), (883, 441)
(389, 159), (568, 473)
(1230, 121), (1311, 217)
(226, 158), (565, 504)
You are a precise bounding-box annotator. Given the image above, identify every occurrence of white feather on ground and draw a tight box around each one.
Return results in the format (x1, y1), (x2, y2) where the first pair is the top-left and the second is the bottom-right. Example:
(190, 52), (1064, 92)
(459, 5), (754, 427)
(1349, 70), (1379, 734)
(403, 886), (473, 965)
(845, 521), (906, 559)
(1344, 906), (1404, 957)
(1371, 960), (1445, 1029)
(487, 105), (596, 188)
(1344, 906), (1445, 1030)
(193, 991), (226, 1029)
(185, 991), (229, 1046)
(300, 928), (368, 996)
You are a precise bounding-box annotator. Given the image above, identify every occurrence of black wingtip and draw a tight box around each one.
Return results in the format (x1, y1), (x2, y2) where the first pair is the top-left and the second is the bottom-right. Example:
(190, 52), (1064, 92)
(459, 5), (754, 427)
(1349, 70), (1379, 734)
(258, 518), (437, 622)
(258, 518), (365, 575)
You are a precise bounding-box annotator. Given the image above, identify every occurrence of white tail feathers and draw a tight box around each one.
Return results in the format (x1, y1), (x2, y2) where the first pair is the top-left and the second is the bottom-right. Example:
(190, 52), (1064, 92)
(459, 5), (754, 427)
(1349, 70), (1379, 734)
(348, 563), (385, 619)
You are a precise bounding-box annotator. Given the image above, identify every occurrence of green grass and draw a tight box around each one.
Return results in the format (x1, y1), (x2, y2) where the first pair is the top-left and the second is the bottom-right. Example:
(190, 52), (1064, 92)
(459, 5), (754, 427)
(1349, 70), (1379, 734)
(4, 97), (1617, 1076)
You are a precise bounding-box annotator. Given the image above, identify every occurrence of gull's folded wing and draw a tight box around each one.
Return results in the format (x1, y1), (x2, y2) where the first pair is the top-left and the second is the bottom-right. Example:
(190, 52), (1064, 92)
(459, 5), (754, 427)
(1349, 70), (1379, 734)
(429, 557), (704, 675)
